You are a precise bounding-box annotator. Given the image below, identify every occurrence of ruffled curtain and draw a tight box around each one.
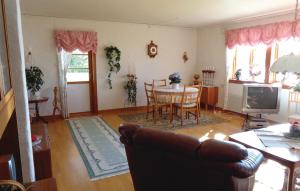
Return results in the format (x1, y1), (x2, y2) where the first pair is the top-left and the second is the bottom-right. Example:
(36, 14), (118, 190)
(225, 20), (300, 48)
(54, 30), (97, 118)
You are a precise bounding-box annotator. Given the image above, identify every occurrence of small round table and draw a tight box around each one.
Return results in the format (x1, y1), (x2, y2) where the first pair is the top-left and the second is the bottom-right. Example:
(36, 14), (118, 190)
(29, 97), (49, 124)
(153, 86), (198, 122)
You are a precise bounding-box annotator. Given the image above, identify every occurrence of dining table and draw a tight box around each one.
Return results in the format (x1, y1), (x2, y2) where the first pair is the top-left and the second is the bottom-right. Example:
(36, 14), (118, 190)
(153, 85), (198, 123)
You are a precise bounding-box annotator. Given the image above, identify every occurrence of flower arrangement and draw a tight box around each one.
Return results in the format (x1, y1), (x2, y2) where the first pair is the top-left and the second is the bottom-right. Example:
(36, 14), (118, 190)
(105, 46), (121, 89)
(25, 66), (44, 95)
(168, 72), (181, 84)
(124, 74), (137, 105)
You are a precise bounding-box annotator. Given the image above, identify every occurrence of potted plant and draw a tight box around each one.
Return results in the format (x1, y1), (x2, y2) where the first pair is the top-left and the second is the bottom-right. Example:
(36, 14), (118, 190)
(169, 72), (181, 89)
(25, 66), (44, 98)
(124, 74), (137, 105)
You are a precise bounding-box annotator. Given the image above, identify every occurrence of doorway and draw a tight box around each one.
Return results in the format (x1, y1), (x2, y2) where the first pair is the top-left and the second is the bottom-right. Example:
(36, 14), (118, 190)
(66, 50), (98, 114)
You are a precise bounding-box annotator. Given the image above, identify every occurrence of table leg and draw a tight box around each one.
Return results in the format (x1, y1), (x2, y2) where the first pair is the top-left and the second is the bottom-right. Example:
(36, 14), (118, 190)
(34, 102), (48, 124)
(288, 166), (295, 191)
(205, 104), (208, 111)
(169, 103), (173, 123)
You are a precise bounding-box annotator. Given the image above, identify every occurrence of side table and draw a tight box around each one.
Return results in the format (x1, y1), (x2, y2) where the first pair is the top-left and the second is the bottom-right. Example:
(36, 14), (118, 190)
(29, 97), (49, 124)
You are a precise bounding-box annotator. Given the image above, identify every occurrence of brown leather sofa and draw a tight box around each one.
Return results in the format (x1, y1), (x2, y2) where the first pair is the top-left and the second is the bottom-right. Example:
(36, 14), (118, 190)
(119, 124), (264, 191)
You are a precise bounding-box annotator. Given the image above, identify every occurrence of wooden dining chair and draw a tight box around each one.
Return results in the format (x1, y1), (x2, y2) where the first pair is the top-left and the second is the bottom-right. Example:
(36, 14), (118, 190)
(173, 84), (203, 127)
(144, 82), (169, 123)
(153, 79), (167, 87)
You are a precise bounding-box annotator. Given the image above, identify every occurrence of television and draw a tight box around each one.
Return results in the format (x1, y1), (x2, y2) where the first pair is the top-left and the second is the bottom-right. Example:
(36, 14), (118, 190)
(242, 84), (281, 114)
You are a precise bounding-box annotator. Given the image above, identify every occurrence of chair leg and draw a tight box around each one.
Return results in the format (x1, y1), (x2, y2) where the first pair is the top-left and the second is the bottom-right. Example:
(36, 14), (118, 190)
(146, 105), (149, 119)
(181, 110), (183, 127)
(154, 106), (157, 124)
(196, 109), (199, 124)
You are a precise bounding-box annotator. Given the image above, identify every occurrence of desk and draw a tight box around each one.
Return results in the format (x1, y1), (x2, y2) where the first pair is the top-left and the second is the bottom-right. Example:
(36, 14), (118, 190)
(29, 97), (49, 124)
(154, 86), (198, 122)
(229, 124), (300, 191)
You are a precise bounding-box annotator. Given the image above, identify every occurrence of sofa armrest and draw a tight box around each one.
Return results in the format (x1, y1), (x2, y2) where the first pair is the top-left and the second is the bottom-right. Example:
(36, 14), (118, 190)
(199, 139), (248, 162)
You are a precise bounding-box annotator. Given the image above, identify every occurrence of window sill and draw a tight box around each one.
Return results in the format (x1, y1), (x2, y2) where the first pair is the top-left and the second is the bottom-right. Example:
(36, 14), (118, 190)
(67, 81), (89, 84)
(229, 79), (292, 90)
(228, 79), (264, 84)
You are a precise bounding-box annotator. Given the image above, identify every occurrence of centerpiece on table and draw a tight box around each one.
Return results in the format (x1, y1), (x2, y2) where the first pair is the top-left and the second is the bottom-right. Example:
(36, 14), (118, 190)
(168, 72), (181, 89)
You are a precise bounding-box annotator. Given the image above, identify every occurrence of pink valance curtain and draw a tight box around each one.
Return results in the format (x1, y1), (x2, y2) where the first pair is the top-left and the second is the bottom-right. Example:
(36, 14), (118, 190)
(225, 20), (300, 49)
(54, 30), (98, 53)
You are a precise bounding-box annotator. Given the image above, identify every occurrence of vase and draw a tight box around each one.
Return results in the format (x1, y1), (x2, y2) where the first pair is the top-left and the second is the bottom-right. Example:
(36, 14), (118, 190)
(31, 91), (41, 99)
(172, 83), (180, 89)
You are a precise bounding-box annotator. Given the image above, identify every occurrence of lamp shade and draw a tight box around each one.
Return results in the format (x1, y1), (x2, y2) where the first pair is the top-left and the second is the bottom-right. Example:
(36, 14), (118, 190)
(270, 53), (300, 73)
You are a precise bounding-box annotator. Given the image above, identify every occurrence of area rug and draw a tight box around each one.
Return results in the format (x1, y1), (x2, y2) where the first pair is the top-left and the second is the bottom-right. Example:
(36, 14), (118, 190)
(67, 116), (128, 181)
(119, 112), (226, 130)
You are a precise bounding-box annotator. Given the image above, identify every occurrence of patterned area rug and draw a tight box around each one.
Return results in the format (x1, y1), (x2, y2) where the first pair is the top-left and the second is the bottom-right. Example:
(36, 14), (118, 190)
(119, 112), (226, 130)
(67, 116), (128, 181)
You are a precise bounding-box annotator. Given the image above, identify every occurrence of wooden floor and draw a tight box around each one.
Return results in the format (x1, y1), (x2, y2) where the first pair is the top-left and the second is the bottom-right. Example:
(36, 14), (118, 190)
(47, 109), (245, 191)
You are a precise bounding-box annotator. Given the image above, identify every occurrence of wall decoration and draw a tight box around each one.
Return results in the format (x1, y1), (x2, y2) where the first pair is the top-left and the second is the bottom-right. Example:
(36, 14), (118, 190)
(147, 41), (158, 58)
(183, 52), (188, 62)
(124, 74), (137, 106)
(104, 46), (121, 89)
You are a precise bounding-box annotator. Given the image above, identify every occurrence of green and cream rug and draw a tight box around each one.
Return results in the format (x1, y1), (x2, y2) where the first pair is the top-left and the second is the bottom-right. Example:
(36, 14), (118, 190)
(119, 112), (226, 130)
(67, 116), (128, 181)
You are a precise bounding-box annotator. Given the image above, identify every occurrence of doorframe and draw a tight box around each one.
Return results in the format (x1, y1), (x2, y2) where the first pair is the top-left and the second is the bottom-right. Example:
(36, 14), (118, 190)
(88, 51), (98, 113)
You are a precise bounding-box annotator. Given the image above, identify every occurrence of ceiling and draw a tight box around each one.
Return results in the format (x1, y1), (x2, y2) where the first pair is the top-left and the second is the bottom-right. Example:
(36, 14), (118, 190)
(21, 0), (296, 28)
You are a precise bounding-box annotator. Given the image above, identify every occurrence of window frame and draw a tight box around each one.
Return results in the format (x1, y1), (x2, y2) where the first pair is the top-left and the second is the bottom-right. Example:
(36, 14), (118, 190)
(67, 52), (90, 84)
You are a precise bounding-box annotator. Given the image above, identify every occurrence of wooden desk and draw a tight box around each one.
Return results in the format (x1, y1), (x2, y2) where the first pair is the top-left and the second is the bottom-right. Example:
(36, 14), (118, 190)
(31, 123), (52, 180)
(29, 97), (49, 124)
(200, 86), (218, 111)
(229, 124), (300, 191)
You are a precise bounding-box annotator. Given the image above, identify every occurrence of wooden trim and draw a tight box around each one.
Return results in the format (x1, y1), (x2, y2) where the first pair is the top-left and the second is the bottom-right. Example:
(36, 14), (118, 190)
(89, 51), (98, 114)
(264, 46), (272, 83)
(98, 106), (148, 114)
(0, 89), (15, 139)
(67, 81), (89, 84)
(228, 79), (266, 84)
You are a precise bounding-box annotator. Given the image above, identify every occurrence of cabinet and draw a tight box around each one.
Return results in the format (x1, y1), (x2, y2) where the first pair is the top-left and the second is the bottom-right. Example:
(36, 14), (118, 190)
(201, 86), (218, 111)
(31, 123), (52, 180)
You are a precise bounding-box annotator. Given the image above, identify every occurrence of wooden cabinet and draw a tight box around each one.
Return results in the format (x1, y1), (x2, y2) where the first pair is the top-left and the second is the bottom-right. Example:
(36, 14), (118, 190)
(31, 123), (52, 180)
(200, 86), (218, 111)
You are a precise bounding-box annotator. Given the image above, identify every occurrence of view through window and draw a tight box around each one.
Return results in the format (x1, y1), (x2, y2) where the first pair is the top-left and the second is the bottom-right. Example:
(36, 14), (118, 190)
(67, 50), (89, 82)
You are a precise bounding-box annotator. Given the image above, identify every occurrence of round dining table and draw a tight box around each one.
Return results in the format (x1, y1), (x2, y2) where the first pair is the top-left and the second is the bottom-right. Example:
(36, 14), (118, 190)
(153, 86), (198, 123)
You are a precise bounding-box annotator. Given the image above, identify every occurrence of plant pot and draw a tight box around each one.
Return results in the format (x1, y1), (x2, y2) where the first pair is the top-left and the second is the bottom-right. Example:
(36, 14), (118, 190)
(172, 83), (180, 89)
(31, 91), (41, 99)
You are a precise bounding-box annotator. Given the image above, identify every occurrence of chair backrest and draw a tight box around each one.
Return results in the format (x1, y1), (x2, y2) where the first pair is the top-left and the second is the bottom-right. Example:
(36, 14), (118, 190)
(180, 84), (203, 106)
(153, 79), (167, 87)
(119, 124), (264, 191)
(288, 91), (300, 116)
(144, 82), (155, 104)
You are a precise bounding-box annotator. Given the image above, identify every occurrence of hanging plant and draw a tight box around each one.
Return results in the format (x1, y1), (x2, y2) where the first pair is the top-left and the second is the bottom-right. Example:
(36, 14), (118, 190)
(124, 74), (137, 105)
(105, 46), (121, 89)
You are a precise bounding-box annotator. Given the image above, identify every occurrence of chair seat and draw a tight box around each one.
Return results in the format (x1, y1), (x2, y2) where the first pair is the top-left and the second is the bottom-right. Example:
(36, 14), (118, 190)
(174, 103), (197, 108)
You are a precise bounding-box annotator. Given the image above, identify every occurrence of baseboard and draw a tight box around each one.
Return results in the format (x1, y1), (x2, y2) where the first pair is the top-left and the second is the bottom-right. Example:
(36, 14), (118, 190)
(98, 106), (147, 114)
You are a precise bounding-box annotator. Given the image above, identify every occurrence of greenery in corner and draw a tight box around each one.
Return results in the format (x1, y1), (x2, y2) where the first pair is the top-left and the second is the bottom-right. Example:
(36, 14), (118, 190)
(105, 46), (121, 89)
(124, 74), (137, 105)
(25, 66), (44, 94)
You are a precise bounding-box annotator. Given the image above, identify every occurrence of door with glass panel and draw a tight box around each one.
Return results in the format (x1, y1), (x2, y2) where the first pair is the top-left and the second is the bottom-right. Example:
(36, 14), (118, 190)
(66, 50), (97, 114)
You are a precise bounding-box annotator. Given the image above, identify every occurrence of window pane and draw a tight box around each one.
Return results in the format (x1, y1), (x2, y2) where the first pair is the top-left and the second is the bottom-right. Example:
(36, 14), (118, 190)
(67, 52), (89, 82)
(235, 45), (251, 81)
(251, 44), (266, 83)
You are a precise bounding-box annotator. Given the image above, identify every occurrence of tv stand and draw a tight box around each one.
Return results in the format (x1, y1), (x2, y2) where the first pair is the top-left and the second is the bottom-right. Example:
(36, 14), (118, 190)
(243, 114), (270, 130)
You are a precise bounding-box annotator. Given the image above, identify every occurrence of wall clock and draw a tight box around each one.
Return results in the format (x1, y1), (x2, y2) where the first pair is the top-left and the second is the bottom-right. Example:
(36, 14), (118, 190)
(147, 41), (158, 58)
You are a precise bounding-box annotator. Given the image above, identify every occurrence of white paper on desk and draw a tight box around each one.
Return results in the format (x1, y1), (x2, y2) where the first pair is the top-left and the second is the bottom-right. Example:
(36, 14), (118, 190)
(287, 142), (300, 149)
(261, 140), (291, 148)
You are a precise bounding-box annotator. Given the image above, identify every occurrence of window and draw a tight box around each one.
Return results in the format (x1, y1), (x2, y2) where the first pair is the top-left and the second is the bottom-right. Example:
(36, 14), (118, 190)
(229, 38), (299, 87)
(67, 50), (89, 83)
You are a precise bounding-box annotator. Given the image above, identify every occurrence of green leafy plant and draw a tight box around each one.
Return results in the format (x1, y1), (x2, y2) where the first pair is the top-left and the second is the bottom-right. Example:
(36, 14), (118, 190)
(105, 46), (121, 89)
(168, 72), (181, 84)
(124, 74), (137, 105)
(294, 82), (300, 92)
(25, 66), (44, 94)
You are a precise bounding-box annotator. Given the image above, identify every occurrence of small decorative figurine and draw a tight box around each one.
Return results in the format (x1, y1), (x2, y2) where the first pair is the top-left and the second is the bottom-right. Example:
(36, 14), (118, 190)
(235, 69), (242, 80)
(183, 52), (188, 62)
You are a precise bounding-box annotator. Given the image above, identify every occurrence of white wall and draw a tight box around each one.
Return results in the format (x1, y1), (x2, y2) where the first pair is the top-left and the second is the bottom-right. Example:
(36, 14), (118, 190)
(21, 15), (198, 116)
(197, 15), (296, 123)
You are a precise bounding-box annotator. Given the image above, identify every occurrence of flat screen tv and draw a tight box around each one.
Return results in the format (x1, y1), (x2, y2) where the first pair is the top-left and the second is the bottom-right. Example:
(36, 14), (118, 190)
(242, 84), (281, 114)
